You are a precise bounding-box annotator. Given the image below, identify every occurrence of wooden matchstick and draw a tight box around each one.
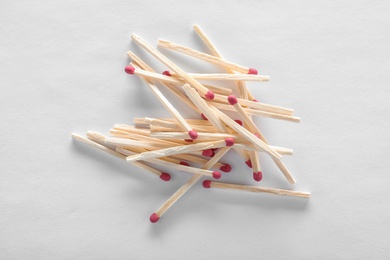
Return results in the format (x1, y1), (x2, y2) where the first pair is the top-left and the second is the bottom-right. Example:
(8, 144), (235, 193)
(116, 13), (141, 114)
(158, 39), (258, 75)
(202, 181), (310, 198)
(162, 71), (270, 82)
(72, 134), (171, 181)
(150, 147), (231, 223)
(131, 34), (215, 100)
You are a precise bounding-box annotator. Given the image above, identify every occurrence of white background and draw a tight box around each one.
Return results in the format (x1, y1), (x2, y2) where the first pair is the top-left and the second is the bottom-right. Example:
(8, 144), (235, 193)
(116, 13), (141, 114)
(1, 0), (390, 259)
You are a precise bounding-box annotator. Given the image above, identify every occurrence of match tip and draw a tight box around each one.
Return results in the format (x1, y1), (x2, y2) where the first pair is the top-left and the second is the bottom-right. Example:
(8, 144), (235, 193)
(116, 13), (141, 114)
(159, 172), (171, 181)
(245, 159), (253, 168)
(162, 70), (171, 76)
(205, 90), (215, 100)
(149, 213), (160, 223)
(253, 171), (263, 182)
(220, 164), (232, 173)
(212, 171), (221, 179)
(248, 68), (258, 75)
(201, 113), (208, 120)
(253, 99), (258, 102)
(253, 133), (260, 139)
(234, 119), (243, 126)
(124, 65), (135, 74)
(202, 149), (214, 157)
(227, 95), (238, 105)
(184, 139), (193, 142)
(224, 138), (235, 147)
(180, 161), (190, 167)
(188, 130), (198, 140)
(202, 180), (211, 188)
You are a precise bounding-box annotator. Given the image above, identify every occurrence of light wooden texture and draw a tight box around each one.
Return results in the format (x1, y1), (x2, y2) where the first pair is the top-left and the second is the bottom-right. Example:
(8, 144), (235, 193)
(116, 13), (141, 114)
(193, 24), (254, 100)
(72, 134), (162, 178)
(149, 131), (235, 140)
(208, 181), (310, 198)
(126, 139), (228, 162)
(113, 124), (151, 136)
(166, 71), (270, 82)
(170, 153), (225, 169)
(131, 34), (211, 98)
(158, 39), (251, 74)
(155, 147), (231, 218)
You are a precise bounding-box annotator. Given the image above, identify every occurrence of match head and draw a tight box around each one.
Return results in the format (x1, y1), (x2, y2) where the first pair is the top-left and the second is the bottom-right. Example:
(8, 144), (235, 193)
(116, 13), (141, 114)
(201, 113), (208, 120)
(253, 133), (260, 139)
(159, 172), (171, 181)
(205, 90), (215, 100)
(180, 161), (190, 167)
(253, 171), (263, 182)
(234, 119), (243, 126)
(188, 130), (198, 140)
(124, 65), (135, 74)
(202, 180), (211, 188)
(253, 99), (258, 102)
(224, 138), (235, 147)
(202, 149), (214, 157)
(150, 213), (160, 223)
(162, 70), (171, 76)
(227, 95), (238, 105)
(245, 159), (253, 168)
(219, 164), (232, 173)
(212, 171), (221, 179)
(248, 68), (258, 75)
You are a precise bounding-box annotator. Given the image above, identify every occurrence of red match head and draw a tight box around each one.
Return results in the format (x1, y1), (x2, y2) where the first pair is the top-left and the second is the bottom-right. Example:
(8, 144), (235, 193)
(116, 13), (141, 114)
(227, 95), (238, 105)
(245, 159), (252, 168)
(253, 133), (260, 139)
(188, 130), (198, 140)
(159, 172), (171, 181)
(202, 180), (211, 188)
(124, 65), (135, 74)
(219, 164), (232, 173)
(252, 99), (258, 102)
(205, 90), (215, 100)
(248, 68), (258, 75)
(150, 213), (160, 223)
(224, 138), (235, 147)
(180, 161), (190, 167)
(202, 149), (214, 157)
(212, 171), (221, 179)
(234, 119), (243, 126)
(201, 113), (208, 120)
(253, 171), (263, 182)
(162, 70), (171, 76)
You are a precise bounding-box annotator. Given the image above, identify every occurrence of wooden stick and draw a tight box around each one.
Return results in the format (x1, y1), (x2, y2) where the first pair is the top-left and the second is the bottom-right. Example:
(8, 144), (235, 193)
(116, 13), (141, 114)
(203, 181), (310, 198)
(164, 71), (270, 82)
(170, 153), (229, 172)
(72, 133), (170, 181)
(131, 34), (215, 100)
(158, 39), (257, 75)
(149, 131), (235, 140)
(126, 139), (233, 162)
(150, 147), (231, 223)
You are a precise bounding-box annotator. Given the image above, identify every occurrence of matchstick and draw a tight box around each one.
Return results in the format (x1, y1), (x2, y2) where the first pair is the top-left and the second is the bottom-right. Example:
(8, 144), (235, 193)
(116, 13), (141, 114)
(150, 147), (231, 223)
(170, 153), (231, 173)
(131, 34), (215, 100)
(162, 71), (270, 82)
(202, 181), (310, 198)
(158, 39), (258, 75)
(72, 134), (171, 181)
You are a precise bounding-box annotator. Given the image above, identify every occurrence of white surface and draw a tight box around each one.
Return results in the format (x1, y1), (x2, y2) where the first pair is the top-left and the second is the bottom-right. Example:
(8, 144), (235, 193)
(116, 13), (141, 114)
(1, 0), (390, 259)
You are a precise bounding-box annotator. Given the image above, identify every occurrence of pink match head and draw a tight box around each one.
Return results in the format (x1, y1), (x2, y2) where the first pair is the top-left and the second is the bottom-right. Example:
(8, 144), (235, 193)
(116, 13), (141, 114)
(124, 65), (135, 74)
(253, 99), (258, 102)
(202, 180), (211, 188)
(253, 171), (263, 182)
(205, 90), (215, 100)
(212, 171), (221, 179)
(162, 70), (171, 76)
(234, 119), (243, 126)
(220, 164), (232, 173)
(224, 138), (235, 147)
(159, 172), (171, 181)
(180, 161), (190, 167)
(245, 159), (253, 168)
(248, 68), (258, 75)
(201, 113), (208, 120)
(150, 213), (160, 223)
(202, 149), (214, 157)
(188, 130), (198, 140)
(253, 133), (260, 139)
(227, 95), (238, 105)
(184, 139), (193, 142)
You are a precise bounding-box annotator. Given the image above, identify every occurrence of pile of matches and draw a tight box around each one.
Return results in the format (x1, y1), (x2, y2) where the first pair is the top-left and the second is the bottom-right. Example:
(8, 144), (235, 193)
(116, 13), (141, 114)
(72, 24), (310, 223)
